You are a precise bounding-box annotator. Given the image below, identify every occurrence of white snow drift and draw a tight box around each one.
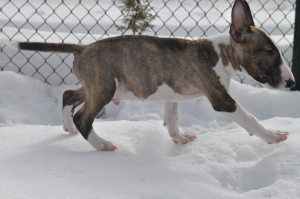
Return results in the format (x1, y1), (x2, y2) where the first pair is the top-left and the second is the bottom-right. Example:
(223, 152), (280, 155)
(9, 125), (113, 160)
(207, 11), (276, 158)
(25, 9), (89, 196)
(0, 71), (300, 199)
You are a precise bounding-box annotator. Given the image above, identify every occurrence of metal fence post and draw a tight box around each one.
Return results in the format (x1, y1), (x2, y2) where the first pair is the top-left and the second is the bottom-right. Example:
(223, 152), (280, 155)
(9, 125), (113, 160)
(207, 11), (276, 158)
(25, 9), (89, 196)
(292, 0), (300, 91)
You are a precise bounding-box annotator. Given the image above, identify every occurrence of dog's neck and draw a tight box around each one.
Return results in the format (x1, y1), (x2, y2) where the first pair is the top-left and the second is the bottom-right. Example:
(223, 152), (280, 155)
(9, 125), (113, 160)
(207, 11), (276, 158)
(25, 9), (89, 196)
(206, 32), (231, 47)
(206, 33), (242, 76)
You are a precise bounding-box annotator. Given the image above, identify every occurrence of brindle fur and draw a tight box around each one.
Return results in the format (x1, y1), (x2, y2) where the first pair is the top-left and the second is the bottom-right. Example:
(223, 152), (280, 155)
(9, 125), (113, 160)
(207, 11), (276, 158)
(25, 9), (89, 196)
(19, 42), (85, 54)
(218, 43), (241, 71)
(75, 37), (221, 96)
(62, 87), (86, 113)
(70, 36), (237, 139)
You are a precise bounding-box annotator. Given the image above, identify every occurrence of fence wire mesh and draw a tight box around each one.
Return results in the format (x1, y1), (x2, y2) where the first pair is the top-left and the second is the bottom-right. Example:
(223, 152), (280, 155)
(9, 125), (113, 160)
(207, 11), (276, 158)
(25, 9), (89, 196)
(0, 0), (296, 86)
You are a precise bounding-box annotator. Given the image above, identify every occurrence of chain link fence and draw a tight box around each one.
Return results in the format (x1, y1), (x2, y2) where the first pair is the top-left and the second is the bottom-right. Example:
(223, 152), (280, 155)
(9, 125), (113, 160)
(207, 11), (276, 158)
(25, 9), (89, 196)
(0, 0), (296, 86)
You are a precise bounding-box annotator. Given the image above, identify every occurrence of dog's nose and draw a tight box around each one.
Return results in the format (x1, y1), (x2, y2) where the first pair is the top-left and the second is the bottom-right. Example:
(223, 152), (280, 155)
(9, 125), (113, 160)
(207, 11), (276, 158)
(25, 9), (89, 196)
(285, 78), (295, 88)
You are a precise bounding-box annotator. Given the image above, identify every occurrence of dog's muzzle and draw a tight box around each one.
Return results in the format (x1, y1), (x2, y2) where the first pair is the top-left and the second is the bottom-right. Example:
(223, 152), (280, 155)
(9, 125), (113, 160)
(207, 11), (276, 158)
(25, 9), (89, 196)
(260, 75), (281, 88)
(260, 75), (295, 89)
(285, 78), (295, 88)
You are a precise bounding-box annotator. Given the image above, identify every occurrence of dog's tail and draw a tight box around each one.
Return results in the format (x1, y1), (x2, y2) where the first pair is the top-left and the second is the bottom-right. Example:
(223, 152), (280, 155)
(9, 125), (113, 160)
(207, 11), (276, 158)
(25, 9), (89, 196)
(8, 42), (85, 54)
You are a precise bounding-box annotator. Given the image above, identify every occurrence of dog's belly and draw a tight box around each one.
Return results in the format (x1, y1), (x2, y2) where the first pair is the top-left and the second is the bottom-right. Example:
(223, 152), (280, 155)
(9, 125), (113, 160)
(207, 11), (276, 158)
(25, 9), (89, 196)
(113, 83), (204, 103)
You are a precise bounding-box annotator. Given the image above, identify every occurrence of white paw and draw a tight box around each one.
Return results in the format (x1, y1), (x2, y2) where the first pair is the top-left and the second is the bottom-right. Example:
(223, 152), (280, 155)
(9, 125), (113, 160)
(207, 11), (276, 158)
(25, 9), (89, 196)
(87, 130), (117, 151)
(259, 130), (289, 144)
(63, 121), (79, 134)
(170, 131), (197, 144)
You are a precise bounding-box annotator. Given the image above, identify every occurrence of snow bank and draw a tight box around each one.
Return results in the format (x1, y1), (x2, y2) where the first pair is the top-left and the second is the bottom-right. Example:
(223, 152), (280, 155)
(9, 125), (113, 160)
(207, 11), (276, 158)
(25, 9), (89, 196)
(0, 71), (300, 198)
(0, 71), (70, 125)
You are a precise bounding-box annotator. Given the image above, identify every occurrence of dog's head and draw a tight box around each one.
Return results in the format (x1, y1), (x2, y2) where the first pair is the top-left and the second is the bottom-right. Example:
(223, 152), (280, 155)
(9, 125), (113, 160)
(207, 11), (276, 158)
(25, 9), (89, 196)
(230, 0), (295, 89)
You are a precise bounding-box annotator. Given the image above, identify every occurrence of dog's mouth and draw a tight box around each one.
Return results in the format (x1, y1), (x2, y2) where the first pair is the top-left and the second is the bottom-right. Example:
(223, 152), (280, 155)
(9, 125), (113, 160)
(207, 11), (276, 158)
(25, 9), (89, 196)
(259, 75), (282, 89)
(260, 75), (295, 89)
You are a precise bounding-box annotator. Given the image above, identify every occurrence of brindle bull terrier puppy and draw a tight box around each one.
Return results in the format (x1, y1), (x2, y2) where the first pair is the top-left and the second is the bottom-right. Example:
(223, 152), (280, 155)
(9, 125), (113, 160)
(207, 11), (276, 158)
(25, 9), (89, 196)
(9, 0), (295, 151)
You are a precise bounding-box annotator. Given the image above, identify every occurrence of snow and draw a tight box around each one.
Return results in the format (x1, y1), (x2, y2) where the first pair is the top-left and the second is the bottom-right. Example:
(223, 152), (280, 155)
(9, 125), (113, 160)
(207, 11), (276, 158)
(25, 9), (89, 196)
(1, 71), (300, 199)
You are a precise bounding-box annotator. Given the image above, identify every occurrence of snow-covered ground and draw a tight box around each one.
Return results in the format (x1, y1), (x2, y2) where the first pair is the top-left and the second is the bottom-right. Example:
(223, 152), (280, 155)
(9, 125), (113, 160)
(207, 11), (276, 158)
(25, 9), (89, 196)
(1, 71), (300, 198)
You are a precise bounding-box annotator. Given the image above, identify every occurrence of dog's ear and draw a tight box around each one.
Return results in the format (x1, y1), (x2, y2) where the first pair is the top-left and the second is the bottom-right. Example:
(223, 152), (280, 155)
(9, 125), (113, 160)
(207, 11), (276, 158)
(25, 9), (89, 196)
(230, 0), (253, 43)
(243, 0), (255, 27)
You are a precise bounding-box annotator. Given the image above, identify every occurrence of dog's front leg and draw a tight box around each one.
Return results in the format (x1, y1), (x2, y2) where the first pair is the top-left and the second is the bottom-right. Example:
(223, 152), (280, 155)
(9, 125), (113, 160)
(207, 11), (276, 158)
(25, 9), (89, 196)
(219, 100), (289, 144)
(164, 102), (197, 144)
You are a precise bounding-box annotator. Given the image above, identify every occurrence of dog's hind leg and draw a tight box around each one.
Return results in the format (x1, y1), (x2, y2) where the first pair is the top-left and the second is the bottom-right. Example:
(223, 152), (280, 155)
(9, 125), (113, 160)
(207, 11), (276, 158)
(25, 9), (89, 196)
(62, 87), (86, 134)
(73, 79), (117, 151)
(164, 102), (197, 144)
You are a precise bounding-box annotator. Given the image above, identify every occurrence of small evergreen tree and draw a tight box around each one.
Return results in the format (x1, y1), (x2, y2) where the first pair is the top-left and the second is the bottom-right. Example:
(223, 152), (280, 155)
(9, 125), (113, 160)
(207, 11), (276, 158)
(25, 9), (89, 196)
(116, 0), (156, 35)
